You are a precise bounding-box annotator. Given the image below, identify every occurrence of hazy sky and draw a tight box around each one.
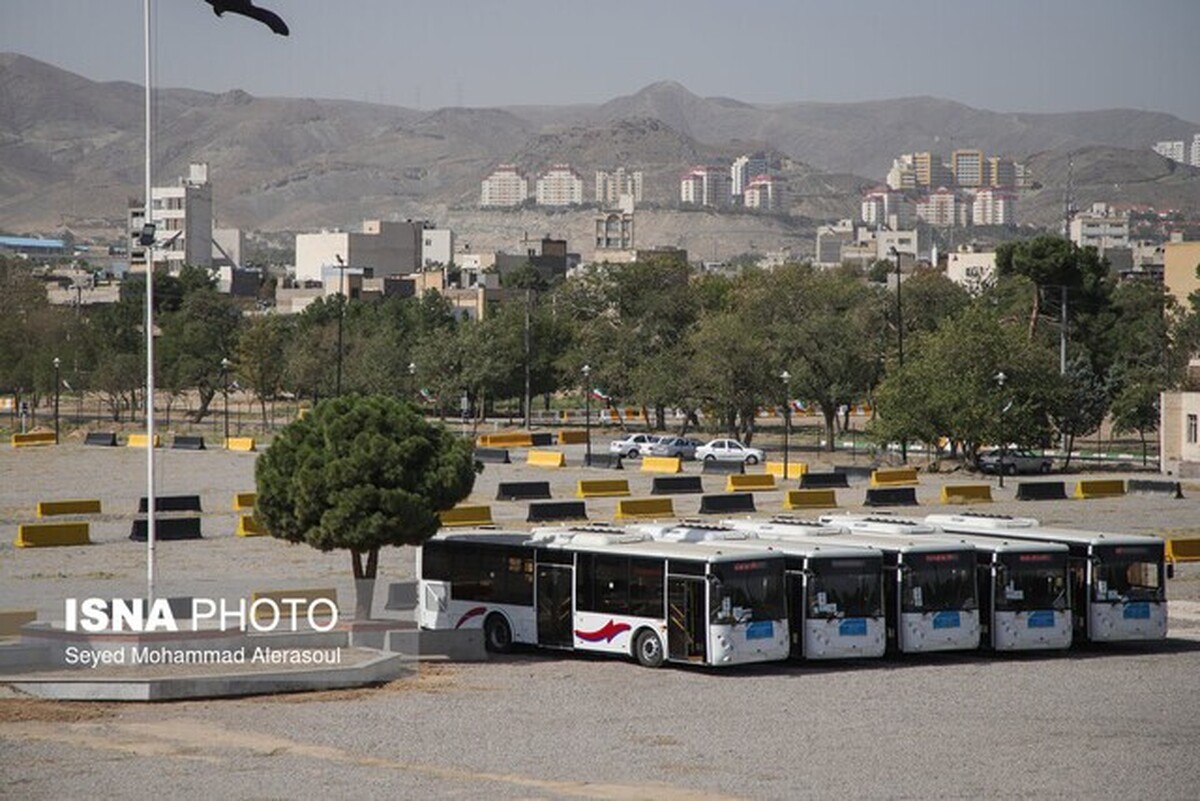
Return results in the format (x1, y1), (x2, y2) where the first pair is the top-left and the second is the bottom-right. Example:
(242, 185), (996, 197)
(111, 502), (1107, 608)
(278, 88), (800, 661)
(3, 0), (1199, 123)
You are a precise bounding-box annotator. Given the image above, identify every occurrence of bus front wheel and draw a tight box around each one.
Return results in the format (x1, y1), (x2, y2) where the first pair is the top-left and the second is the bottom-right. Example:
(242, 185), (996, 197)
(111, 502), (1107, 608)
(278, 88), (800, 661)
(483, 613), (513, 653)
(634, 629), (664, 668)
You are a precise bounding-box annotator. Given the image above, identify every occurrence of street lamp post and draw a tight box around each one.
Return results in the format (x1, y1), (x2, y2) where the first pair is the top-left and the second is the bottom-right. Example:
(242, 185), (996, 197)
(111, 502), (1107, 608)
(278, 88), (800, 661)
(220, 357), (231, 449)
(53, 357), (61, 444)
(408, 362), (417, 406)
(334, 254), (346, 397)
(582, 364), (592, 467)
(995, 371), (1007, 489)
(780, 370), (791, 480)
(891, 246), (906, 463)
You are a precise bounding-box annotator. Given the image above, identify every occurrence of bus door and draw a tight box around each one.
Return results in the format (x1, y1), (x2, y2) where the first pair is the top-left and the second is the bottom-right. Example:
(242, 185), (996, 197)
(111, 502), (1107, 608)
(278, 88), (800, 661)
(536, 564), (573, 647)
(667, 576), (707, 662)
(787, 569), (806, 659)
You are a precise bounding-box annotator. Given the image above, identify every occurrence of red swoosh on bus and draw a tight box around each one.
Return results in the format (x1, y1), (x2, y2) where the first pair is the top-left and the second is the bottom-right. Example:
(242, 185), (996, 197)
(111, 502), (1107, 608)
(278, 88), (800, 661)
(455, 606), (487, 629)
(575, 619), (631, 643)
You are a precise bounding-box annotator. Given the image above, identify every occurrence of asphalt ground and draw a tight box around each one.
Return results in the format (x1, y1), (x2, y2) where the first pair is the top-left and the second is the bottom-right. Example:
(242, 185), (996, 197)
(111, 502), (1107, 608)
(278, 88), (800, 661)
(2, 435), (1199, 799)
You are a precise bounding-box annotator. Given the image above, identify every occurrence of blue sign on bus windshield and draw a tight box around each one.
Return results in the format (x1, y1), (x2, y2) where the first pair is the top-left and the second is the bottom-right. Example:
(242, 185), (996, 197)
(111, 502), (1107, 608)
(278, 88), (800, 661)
(838, 618), (868, 637)
(746, 621), (774, 640)
(932, 611), (961, 629)
(1123, 602), (1151, 620)
(1027, 611), (1055, 628)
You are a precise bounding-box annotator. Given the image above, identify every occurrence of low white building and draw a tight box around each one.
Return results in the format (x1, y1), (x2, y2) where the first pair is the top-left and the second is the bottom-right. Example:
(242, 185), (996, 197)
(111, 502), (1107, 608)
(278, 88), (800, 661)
(1069, 203), (1129, 253)
(294, 220), (426, 284)
(1161, 389), (1200, 477)
(946, 249), (997, 294)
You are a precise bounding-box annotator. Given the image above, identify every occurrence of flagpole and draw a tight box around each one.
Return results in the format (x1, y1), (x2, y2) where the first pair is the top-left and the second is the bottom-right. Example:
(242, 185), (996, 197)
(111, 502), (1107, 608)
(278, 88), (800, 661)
(144, 0), (157, 602)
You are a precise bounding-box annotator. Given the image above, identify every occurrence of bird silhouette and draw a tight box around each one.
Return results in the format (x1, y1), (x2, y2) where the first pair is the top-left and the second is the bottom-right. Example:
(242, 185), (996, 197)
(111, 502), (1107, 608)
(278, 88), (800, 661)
(205, 1), (289, 36)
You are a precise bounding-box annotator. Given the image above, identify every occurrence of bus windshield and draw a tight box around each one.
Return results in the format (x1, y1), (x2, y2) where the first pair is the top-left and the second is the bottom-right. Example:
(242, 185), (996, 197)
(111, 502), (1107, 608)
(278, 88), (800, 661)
(808, 558), (883, 619)
(901, 551), (976, 613)
(709, 559), (786, 624)
(1092, 545), (1164, 603)
(996, 553), (1068, 611)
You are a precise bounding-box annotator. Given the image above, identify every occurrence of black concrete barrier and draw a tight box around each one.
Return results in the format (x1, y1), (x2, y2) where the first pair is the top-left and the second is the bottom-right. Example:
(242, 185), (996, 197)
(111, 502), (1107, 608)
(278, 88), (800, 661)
(172, 435), (206, 450)
(474, 447), (511, 464)
(496, 481), (553, 501)
(527, 501), (588, 523)
(84, 431), (118, 447)
(129, 517), (202, 541)
(1127, 479), (1184, 499)
(800, 472), (851, 489)
(137, 495), (203, 514)
(698, 493), (757, 515)
(833, 465), (875, 482)
(1015, 481), (1068, 501)
(652, 476), (705, 495)
(702, 460), (745, 475)
(864, 487), (919, 507)
(530, 432), (555, 447)
(584, 454), (624, 470)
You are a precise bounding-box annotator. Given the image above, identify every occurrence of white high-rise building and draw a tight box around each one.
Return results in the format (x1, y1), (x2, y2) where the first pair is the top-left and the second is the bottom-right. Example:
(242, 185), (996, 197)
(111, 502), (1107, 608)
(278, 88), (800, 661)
(731, 154), (770, 196)
(536, 165), (584, 206)
(1153, 141), (1187, 163)
(129, 162), (213, 273)
(861, 187), (913, 229)
(680, 166), (731, 208)
(743, 175), (781, 210)
(481, 165), (528, 207)
(972, 188), (1016, 226)
(886, 155), (917, 191)
(916, 187), (966, 227)
(1069, 203), (1129, 253)
(1191, 134), (1200, 167)
(595, 168), (643, 204)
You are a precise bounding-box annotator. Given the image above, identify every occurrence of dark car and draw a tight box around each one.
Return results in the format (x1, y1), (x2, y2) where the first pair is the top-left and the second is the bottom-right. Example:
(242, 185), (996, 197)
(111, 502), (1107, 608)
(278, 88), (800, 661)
(978, 449), (1053, 475)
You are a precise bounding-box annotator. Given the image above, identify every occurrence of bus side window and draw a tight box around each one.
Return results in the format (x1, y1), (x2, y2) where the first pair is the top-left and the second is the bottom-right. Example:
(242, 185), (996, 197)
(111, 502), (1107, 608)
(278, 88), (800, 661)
(422, 543), (451, 581)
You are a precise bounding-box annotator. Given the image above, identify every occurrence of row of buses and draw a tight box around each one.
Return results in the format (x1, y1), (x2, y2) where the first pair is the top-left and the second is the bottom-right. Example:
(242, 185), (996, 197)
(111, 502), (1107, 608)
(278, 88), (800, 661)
(416, 512), (1169, 669)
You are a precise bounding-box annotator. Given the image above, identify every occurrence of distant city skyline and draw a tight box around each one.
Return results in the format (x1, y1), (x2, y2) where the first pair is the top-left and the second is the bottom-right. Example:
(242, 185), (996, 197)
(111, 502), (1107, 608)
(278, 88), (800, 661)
(2, 0), (1199, 123)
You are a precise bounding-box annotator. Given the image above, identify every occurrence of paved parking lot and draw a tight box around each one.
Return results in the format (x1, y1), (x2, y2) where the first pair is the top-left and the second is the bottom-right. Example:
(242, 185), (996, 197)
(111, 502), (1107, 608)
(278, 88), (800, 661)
(2, 436), (1199, 798)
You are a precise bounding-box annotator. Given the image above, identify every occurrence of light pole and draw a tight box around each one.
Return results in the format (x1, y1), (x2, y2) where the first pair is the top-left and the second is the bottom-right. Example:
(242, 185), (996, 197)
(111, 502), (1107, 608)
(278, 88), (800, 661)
(995, 371), (1007, 489)
(582, 364), (592, 466)
(780, 370), (791, 479)
(334, 254), (346, 396)
(53, 357), (61, 444)
(220, 357), (231, 448)
(408, 362), (417, 404)
(891, 246), (906, 463)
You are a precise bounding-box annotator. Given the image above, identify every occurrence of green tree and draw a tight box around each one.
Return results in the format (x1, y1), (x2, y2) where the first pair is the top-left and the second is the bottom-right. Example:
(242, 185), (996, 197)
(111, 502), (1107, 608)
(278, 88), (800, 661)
(255, 394), (478, 618)
(236, 315), (289, 428)
(157, 287), (242, 421)
(1046, 358), (1108, 469)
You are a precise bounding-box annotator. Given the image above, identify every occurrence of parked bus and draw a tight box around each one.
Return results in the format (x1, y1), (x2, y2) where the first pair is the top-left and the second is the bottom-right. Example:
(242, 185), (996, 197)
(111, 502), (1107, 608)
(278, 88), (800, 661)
(925, 513), (1167, 644)
(632, 521), (887, 660)
(725, 515), (981, 654)
(417, 527), (790, 668)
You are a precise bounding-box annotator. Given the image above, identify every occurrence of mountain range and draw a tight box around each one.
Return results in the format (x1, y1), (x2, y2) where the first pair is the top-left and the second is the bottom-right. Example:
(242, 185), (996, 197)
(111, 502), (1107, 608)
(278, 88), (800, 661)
(1, 52), (1198, 256)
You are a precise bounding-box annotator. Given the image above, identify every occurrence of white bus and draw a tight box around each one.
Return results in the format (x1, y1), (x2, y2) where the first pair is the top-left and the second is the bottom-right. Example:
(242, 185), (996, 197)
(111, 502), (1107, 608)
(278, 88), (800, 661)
(635, 521), (888, 660)
(925, 513), (1168, 644)
(417, 527), (790, 668)
(743, 515), (982, 654)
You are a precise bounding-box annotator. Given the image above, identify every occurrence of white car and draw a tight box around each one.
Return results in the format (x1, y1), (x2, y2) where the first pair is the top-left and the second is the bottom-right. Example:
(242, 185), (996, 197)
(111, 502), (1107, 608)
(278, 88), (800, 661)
(695, 438), (765, 465)
(608, 433), (660, 459)
(641, 436), (704, 460)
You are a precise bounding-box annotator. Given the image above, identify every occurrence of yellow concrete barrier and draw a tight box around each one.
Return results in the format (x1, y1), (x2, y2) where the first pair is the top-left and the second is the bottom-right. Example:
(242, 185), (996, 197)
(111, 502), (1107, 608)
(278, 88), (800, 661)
(614, 497), (676, 520)
(1074, 479), (1126, 499)
(438, 505), (496, 527)
(126, 433), (161, 448)
(225, 437), (257, 452)
(11, 431), (56, 447)
(37, 499), (102, 517)
(941, 484), (993, 504)
(558, 429), (589, 445)
(727, 474), (777, 492)
(577, 479), (631, 498)
(15, 521), (91, 548)
(1165, 538), (1200, 564)
(784, 489), (838, 510)
(478, 431), (534, 448)
(0, 610), (37, 637)
(527, 449), (566, 468)
(236, 514), (266, 537)
(250, 588), (338, 620)
(640, 456), (682, 474)
(234, 492), (257, 511)
(766, 461), (807, 480)
(870, 467), (919, 487)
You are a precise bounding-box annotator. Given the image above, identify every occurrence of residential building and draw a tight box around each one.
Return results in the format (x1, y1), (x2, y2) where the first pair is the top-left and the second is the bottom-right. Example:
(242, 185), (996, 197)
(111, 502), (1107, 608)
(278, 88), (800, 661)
(952, 149), (986, 188)
(743, 175), (782, 210)
(1068, 203), (1130, 253)
(595, 210), (635, 252)
(861, 187), (913, 229)
(912, 152), (954, 189)
(916, 187), (967, 227)
(422, 228), (454, 268)
(987, 157), (1017, 188)
(480, 165), (528, 207)
(815, 219), (856, 267)
(1153, 140), (1186, 163)
(1163, 240), (1200, 307)
(886, 155), (918, 191)
(972, 188), (1016, 226)
(731, 154), (771, 197)
(1160, 391), (1200, 477)
(129, 162), (213, 273)
(596, 168), (643, 205)
(946, 248), (997, 294)
(536, 165), (584, 207)
(680, 166), (731, 208)
(1192, 134), (1200, 167)
(294, 219), (427, 284)
(211, 227), (243, 269)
